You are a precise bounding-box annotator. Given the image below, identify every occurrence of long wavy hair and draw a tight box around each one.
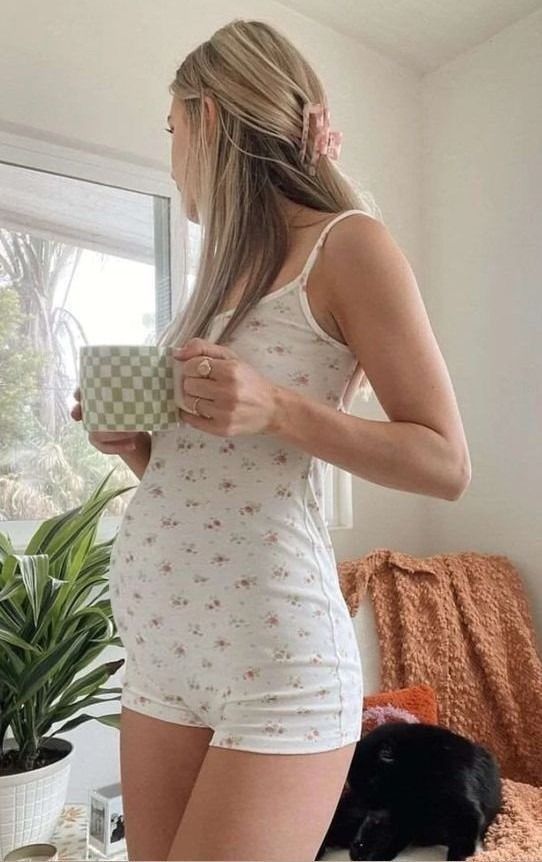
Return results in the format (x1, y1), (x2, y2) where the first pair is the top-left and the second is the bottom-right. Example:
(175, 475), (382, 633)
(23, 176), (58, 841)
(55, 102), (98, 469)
(156, 18), (382, 351)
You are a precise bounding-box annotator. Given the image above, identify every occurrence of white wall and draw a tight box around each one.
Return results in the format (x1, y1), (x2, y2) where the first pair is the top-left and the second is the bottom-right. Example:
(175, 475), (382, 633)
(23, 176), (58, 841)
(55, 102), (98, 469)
(2, 0), (538, 802)
(416, 7), (542, 633)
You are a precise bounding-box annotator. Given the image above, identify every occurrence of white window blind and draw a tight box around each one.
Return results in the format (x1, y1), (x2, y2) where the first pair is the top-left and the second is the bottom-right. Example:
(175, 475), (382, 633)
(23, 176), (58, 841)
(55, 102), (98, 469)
(0, 129), (352, 553)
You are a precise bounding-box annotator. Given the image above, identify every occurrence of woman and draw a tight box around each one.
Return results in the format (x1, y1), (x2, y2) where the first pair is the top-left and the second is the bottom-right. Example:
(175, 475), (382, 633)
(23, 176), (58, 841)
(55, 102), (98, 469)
(72, 18), (470, 862)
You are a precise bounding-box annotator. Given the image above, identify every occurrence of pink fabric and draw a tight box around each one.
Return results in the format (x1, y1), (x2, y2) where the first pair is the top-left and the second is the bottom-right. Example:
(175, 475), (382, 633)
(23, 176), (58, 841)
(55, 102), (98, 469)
(300, 101), (343, 174)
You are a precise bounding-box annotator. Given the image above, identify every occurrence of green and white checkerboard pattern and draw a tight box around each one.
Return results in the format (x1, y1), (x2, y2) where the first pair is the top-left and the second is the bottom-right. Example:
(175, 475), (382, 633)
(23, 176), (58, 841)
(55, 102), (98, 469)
(79, 345), (179, 432)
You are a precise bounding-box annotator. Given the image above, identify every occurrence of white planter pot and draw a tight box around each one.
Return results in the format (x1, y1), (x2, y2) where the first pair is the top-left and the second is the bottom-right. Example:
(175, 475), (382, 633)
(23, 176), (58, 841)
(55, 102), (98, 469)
(0, 739), (73, 861)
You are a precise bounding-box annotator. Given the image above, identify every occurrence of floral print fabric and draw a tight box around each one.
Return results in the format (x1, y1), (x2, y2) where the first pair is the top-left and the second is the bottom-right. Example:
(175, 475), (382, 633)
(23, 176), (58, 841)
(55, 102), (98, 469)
(108, 210), (374, 753)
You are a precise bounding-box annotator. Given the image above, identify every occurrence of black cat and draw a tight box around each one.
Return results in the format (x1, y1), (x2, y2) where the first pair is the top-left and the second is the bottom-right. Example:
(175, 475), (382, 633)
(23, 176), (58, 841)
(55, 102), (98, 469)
(316, 722), (502, 861)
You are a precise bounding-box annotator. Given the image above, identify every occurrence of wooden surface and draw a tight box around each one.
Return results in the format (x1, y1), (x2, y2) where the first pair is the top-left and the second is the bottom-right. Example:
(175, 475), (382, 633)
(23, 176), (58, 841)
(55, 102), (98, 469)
(51, 806), (126, 861)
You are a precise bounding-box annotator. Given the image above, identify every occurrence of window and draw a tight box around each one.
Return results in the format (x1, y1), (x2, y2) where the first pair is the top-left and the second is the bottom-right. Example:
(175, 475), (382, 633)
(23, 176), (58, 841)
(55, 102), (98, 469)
(324, 465), (354, 530)
(0, 129), (351, 552)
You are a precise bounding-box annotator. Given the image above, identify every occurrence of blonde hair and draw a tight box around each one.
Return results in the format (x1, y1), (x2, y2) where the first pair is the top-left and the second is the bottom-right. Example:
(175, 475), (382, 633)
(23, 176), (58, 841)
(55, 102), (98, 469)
(156, 18), (382, 350)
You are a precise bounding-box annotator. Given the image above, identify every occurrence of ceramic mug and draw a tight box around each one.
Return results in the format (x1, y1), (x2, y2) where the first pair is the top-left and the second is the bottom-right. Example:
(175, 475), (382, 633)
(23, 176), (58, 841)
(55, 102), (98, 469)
(78, 344), (181, 432)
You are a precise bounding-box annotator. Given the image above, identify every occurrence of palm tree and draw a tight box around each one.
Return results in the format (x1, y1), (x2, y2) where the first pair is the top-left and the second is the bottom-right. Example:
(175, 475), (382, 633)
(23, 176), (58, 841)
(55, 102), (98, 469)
(0, 229), (88, 437)
(0, 229), (137, 521)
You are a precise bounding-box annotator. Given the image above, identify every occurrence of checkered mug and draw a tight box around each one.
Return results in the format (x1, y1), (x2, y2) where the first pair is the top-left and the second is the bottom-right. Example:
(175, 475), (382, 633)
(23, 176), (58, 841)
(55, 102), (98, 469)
(79, 344), (180, 432)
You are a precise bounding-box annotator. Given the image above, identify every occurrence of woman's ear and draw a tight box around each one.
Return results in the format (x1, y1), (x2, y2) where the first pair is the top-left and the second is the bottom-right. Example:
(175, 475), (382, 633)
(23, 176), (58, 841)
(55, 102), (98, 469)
(203, 95), (218, 142)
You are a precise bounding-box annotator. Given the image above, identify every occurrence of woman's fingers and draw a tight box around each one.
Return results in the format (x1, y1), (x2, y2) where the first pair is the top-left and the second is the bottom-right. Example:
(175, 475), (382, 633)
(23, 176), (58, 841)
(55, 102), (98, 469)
(96, 439), (137, 452)
(71, 387), (82, 420)
(70, 386), (138, 452)
(92, 431), (139, 442)
(89, 431), (140, 453)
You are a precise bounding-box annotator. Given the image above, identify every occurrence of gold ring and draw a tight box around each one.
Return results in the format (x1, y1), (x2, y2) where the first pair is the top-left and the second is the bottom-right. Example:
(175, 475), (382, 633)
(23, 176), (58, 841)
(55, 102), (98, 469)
(197, 358), (212, 378)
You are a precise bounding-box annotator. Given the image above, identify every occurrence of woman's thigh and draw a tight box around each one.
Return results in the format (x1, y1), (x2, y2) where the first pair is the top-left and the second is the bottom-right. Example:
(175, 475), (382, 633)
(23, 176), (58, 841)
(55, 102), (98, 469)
(120, 707), (213, 861)
(166, 741), (357, 861)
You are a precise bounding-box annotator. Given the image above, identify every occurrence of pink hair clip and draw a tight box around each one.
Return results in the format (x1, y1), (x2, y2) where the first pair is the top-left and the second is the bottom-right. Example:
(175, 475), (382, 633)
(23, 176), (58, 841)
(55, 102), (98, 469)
(299, 101), (343, 175)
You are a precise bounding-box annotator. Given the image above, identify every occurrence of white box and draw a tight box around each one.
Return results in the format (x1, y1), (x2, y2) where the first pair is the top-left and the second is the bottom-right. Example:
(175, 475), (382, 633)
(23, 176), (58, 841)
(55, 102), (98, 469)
(88, 783), (127, 859)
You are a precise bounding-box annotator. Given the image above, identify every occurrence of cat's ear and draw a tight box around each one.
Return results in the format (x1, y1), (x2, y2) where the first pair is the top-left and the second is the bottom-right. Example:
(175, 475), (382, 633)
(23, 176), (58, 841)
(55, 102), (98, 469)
(378, 743), (395, 764)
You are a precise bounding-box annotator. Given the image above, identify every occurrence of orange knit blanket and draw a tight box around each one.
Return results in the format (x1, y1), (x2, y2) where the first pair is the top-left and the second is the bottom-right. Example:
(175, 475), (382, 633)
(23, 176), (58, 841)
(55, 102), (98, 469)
(337, 549), (542, 860)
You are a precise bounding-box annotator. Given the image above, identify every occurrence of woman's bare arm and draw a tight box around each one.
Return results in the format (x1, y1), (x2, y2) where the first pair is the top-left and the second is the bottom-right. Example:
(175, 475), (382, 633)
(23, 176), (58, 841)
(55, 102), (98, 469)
(270, 214), (471, 500)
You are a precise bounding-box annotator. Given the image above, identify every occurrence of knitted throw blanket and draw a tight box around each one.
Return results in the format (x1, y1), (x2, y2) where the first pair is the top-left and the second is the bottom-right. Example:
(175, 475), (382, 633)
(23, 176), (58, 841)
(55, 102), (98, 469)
(337, 549), (542, 860)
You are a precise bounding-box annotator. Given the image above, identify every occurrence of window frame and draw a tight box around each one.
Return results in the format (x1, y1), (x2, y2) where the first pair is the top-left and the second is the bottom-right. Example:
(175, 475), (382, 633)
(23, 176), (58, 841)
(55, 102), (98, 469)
(0, 127), (352, 551)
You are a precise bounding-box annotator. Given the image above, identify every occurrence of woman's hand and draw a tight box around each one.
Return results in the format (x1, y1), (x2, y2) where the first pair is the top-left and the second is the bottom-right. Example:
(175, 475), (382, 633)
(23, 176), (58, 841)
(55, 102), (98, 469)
(174, 338), (281, 437)
(71, 386), (150, 454)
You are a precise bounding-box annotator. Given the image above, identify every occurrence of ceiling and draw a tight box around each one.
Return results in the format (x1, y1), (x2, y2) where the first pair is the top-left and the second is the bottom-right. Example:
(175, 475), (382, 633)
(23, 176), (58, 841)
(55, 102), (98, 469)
(277, 0), (542, 74)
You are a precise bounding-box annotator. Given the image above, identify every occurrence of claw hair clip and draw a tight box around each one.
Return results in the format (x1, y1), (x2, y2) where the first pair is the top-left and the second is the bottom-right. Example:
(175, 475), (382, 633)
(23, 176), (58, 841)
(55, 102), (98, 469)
(299, 101), (343, 175)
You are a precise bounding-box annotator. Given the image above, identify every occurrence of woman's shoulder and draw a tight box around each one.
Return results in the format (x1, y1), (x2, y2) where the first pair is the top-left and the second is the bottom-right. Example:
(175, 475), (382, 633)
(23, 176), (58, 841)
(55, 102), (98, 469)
(319, 209), (388, 277)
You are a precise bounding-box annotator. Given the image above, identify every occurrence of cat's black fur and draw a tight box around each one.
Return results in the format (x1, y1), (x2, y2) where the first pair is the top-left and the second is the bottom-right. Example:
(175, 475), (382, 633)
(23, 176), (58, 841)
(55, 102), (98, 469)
(316, 722), (502, 861)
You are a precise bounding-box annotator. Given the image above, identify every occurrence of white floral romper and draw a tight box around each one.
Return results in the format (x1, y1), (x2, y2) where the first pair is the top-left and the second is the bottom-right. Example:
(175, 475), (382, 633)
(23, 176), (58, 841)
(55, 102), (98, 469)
(108, 209), (374, 754)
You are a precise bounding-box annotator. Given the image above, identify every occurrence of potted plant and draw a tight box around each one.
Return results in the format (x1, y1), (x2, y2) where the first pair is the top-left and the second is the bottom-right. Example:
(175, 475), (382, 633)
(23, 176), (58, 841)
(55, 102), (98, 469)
(0, 467), (134, 858)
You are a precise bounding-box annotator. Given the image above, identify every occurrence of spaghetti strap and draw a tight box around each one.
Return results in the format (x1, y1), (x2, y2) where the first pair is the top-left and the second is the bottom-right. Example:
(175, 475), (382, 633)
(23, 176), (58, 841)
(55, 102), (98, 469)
(339, 360), (373, 408)
(299, 208), (374, 405)
(299, 209), (369, 283)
